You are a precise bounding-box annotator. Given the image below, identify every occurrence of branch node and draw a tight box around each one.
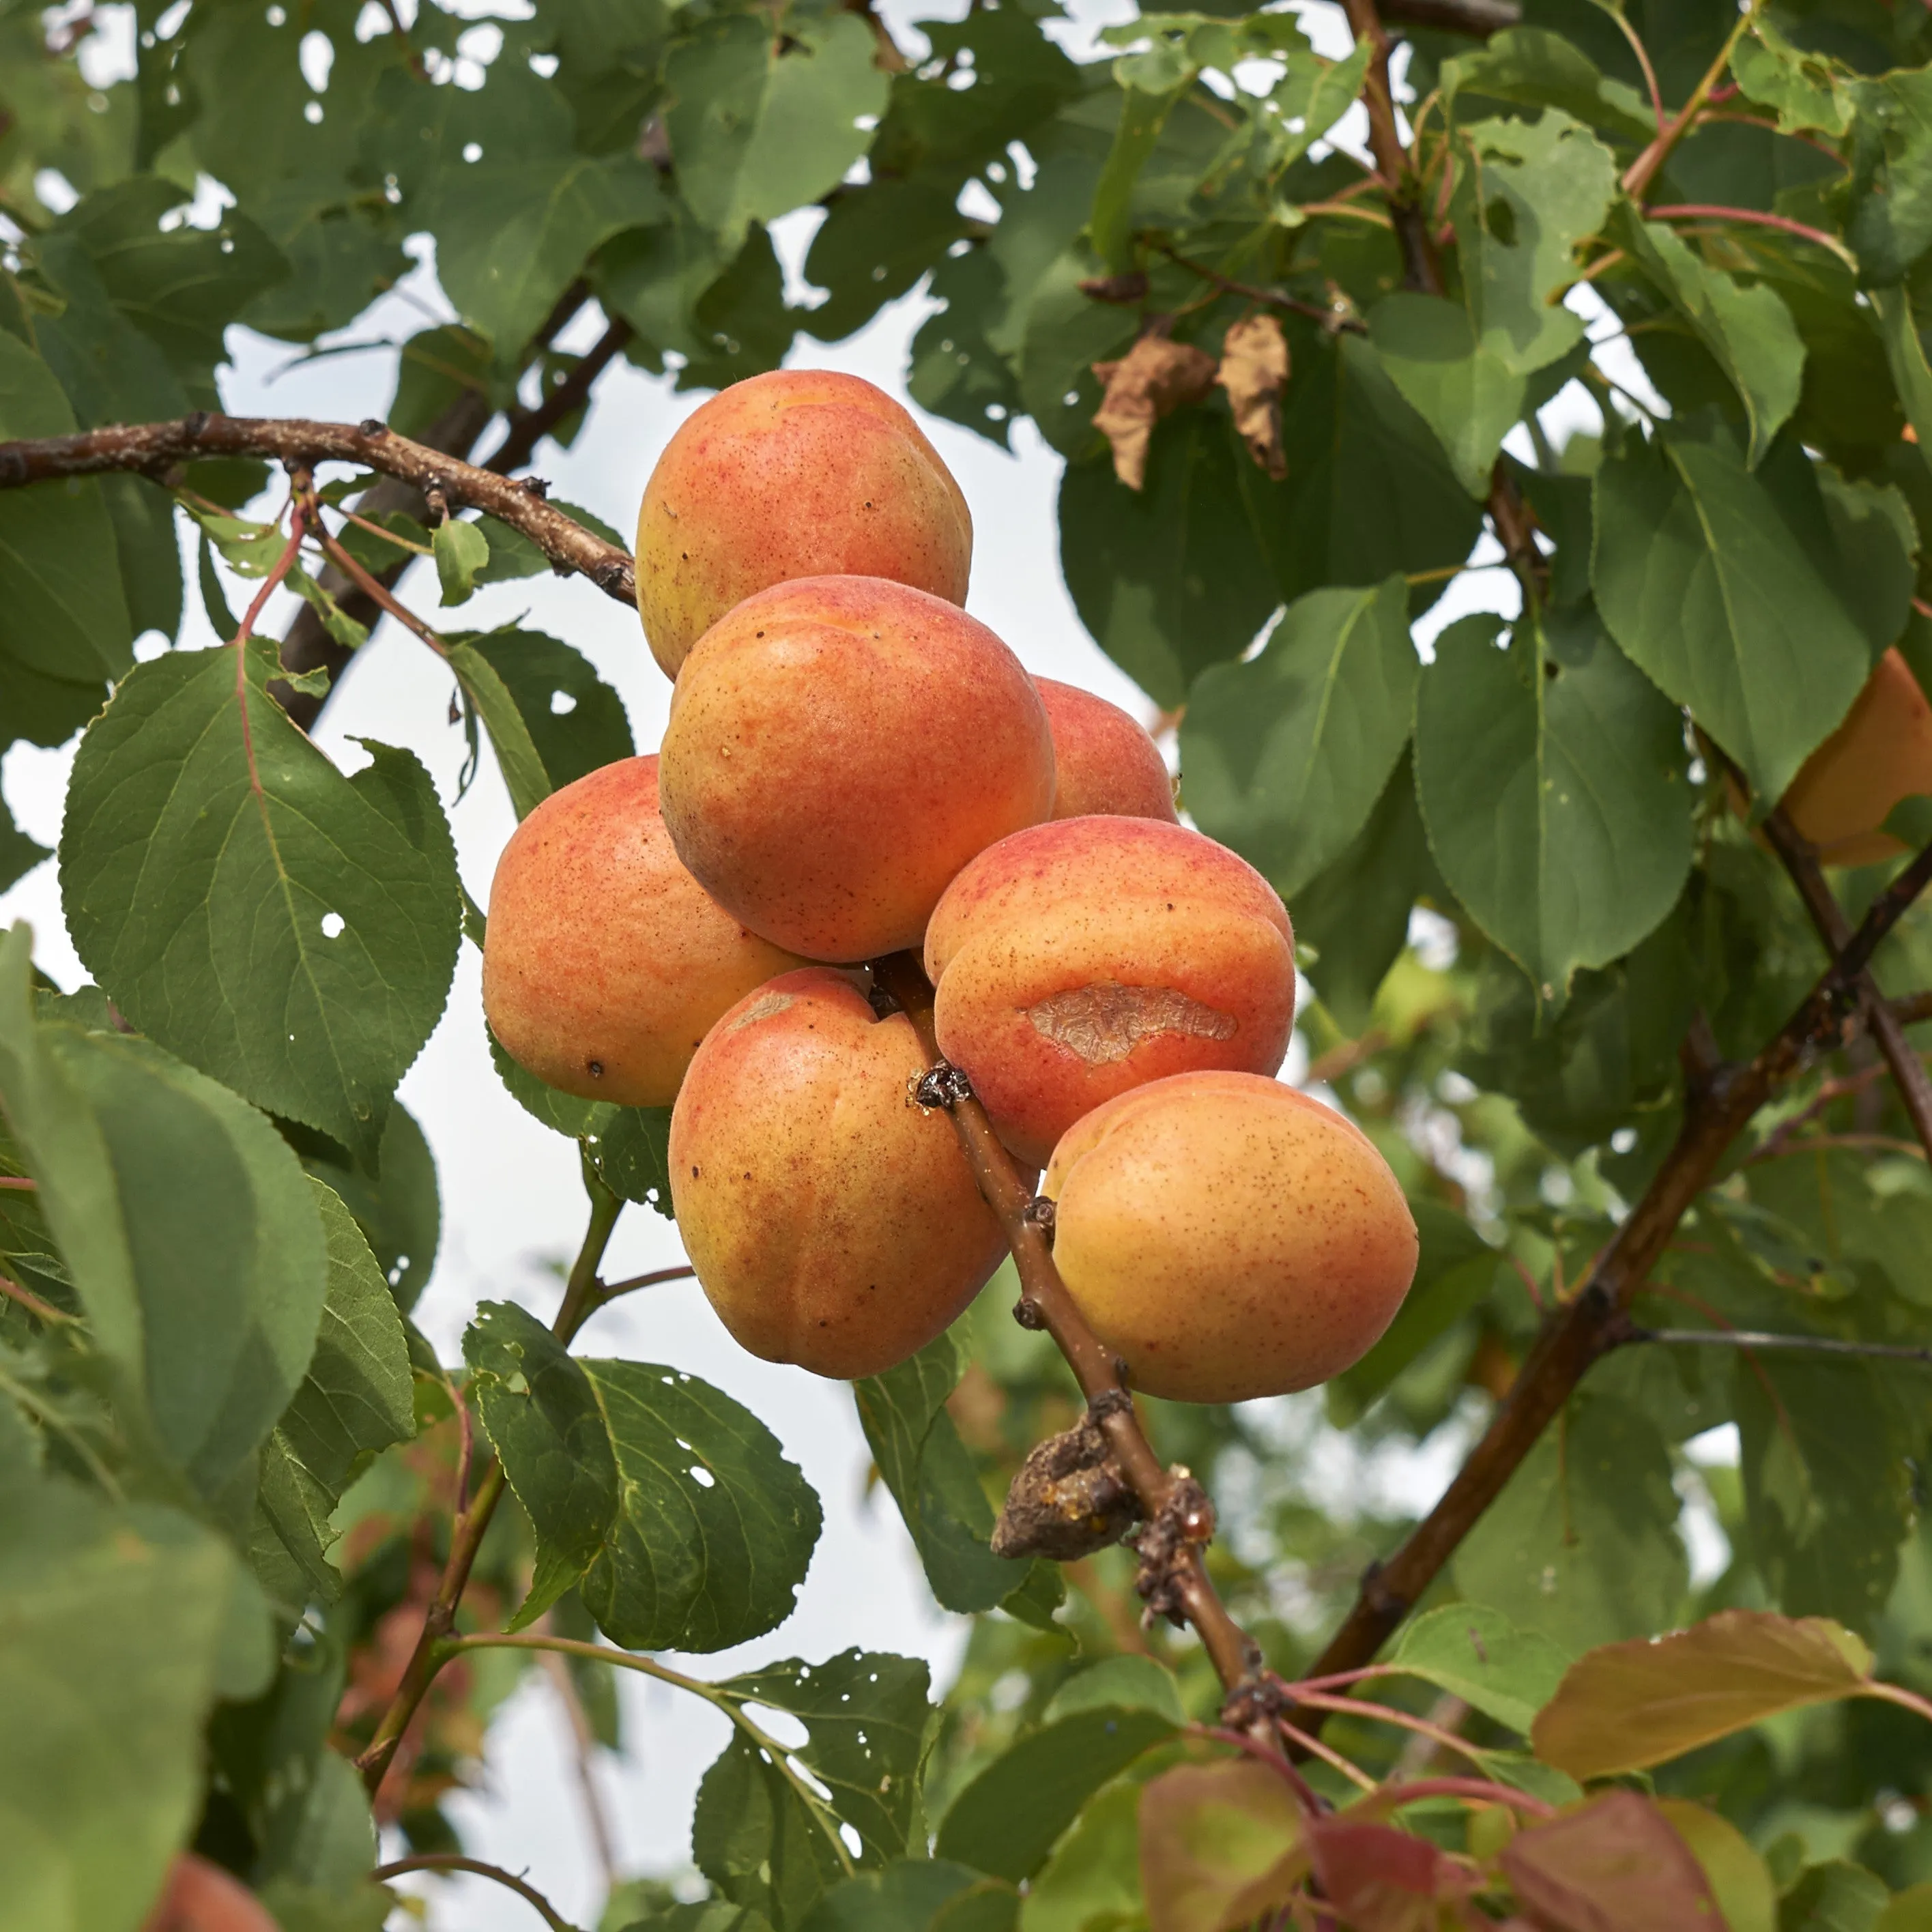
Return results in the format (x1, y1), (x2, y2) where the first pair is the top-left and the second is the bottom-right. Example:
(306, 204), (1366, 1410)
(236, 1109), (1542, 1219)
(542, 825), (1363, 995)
(990, 1409), (1143, 1560)
(1020, 1193), (1056, 1238)
(185, 409), (212, 437)
(1131, 1471), (1216, 1626)
(519, 474), (551, 498)
(358, 418), (388, 438)
(1011, 1297), (1046, 1331)
(912, 1060), (975, 1111)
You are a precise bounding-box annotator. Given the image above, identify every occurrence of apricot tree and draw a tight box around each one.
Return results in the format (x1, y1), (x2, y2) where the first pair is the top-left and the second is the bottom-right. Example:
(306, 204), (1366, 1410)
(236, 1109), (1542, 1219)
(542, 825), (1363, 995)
(5, 2), (1932, 1930)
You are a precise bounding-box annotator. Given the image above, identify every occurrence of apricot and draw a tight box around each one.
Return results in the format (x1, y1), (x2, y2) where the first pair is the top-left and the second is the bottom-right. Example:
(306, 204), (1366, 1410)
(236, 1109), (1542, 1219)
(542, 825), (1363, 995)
(482, 756), (805, 1106)
(1041, 1071), (1418, 1403)
(1035, 677), (1178, 822)
(659, 575), (1056, 962)
(1780, 648), (1932, 866)
(669, 968), (1009, 1377)
(142, 1856), (278, 1932)
(635, 370), (973, 678)
(923, 817), (1296, 1167)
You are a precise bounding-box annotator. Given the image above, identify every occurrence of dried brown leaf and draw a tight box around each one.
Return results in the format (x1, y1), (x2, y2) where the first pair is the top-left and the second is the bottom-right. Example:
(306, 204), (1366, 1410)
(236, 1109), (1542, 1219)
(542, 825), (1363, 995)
(1216, 313), (1290, 481)
(1092, 335), (1219, 490)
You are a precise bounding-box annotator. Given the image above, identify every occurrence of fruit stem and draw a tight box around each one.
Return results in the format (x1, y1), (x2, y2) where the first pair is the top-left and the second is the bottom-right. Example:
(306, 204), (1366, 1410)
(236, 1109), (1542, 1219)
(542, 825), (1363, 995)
(370, 1854), (581, 1932)
(871, 952), (1266, 1701)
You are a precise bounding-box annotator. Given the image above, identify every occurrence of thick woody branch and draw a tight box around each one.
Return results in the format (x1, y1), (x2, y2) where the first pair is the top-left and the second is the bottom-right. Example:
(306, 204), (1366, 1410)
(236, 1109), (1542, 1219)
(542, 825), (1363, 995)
(871, 953), (1265, 1699)
(0, 413), (635, 603)
(1303, 837), (1932, 1686)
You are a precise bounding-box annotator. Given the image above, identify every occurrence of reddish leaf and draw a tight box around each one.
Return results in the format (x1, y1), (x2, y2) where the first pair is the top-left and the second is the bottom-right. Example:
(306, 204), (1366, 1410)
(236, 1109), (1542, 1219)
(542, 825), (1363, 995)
(1092, 336), (1219, 491)
(1531, 1610), (1873, 1780)
(1215, 313), (1290, 480)
(1139, 1758), (1306, 1932)
(1501, 1791), (1724, 1932)
(1310, 1818), (1459, 1932)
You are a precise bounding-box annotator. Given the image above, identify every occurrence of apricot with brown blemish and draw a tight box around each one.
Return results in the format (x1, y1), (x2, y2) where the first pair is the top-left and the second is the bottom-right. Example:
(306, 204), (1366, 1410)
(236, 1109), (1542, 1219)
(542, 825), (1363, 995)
(482, 755), (806, 1106)
(1041, 1071), (1418, 1403)
(635, 370), (972, 678)
(669, 968), (1011, 1377)
(923, 816), (1295, 1166)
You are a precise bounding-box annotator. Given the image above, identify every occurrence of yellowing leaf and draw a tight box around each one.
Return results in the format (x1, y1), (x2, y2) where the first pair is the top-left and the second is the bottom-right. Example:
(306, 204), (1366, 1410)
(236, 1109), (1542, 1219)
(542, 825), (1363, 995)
(1092, 336), (1218, 491)
(1654, 1800), (1777, 1932)
(1502, 1791), (1722, 1932)
(1215, 315), (1289, 480)
(1138, 1759), (1304, 1932)
(1531, 1609), (1875, 1780)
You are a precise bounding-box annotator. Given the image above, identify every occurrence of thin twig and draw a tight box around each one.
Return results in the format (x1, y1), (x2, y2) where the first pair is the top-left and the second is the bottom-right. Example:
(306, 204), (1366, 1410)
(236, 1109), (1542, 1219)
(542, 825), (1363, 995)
(593, 1263), (697, 1307)
(1152, 244), (1365, 334)
(1646, 203), (1859, 270)
(371, 1855), (579, 1932)
(1605, 9), (1665, 135)
(1621, 3), (1766, 201)
(479, 315), (636, 474)
(535, 1641), (620, 1890)
(0, 1271), (76, 1325)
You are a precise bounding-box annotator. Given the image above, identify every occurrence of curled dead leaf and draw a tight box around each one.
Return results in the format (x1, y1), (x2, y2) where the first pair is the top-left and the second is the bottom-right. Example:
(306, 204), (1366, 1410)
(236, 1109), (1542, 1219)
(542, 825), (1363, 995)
(1216, 313), (1290, 481)
(1093, 335), (1219, 491)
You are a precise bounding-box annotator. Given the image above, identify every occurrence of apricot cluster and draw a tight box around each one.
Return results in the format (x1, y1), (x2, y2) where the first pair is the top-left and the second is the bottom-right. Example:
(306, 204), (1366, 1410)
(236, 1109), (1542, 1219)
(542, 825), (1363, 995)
(482, 370), (1417, 1399)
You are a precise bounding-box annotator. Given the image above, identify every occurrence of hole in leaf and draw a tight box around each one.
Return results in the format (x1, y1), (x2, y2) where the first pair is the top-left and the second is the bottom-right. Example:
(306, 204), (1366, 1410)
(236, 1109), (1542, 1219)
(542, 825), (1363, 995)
(321, 912), (346, 938)
(549, 689), (577, 715)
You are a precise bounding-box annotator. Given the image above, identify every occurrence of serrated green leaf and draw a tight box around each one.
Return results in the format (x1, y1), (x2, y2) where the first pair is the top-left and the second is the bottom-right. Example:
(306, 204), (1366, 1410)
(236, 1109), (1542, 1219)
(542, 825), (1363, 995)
(1625, 217), (1806, 467)
(1441, 27), (1656, 141)
(578, 1358), (822, 1652)
(1368, 292), (1527, 498)
(61, 641), (461, 1164)
(801, 1862), (1017, 1932)
(0, 927), (331, 1496)
(1452, 1394), (1690, 1652)
(1182, 576), (1416, 899)
(295, 1101), (439, 1313)
(0, 1476), (246, 1932)
(488, 1021), (615, 1138)
(1389, 1602), (1573, 1736)
(665, 12), (888, 251)
(1847, 68), (1932, 285)
(466, 1301), (621, 1632)
(1591, 427), (1878, 807)
(695, 1650), (934, 1928)
(433, 515), (491, 607)
(1731, 20), (1856, 139)
(445, 637), (553, 821)
(257, 1179), (415, 1598)
(1414, 609), (1692, 1005)
(852, 1331), (1040, 1616)
(0, 799), (50, 896)
(592, 1106), (674, 1217)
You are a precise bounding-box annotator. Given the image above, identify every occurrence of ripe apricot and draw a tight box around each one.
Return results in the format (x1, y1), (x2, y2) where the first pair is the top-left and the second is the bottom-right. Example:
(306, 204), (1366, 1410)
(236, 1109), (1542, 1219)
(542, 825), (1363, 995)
(1780, 648), (1932, 866)
(635, 370), (973, 678)
(1035, 677), (1178, 822)
(482, 756), (805, 1106)
(142, 1856), (278, 1932)
(1041, 1071), (1418, 1403)
(659, 575), (1056, 962)
(669, 968), (1009, 1377)
(924, 817), (1295, 1166)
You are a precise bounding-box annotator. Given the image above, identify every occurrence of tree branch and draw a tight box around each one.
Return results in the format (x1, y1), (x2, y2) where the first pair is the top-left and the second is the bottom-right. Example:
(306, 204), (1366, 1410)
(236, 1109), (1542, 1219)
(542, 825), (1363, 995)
(1301, 836), (1932, 1688)
(371, 1855), (581, 1932)
(0, 412), (635, 603)
(1759, 804), (1932, 1162)
(871, 953), (1267, 1703)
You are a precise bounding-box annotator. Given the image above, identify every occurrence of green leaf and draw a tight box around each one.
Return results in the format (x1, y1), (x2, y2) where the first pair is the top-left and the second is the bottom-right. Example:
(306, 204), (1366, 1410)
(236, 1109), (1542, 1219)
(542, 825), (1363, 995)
(1090, 83), (1189, 272)
(1181, 576), (1416, 900)
(1531, 1609), (1875, 1780)
(1731, 20), (1856, 139)
(1847, 68), (1932, 285)
(578, 1357), (822, 1652)
(1042, 1655), (1187, 1727)
(803, 179), (971, 345)
(852, 1331), (1039, 1616)
(488, 1021), (614, 1138)
(0, 929), (331, 1495)
(433, 516), (491, 607)
(1873, 285), (1932, 489)
(801, 1862), (1018, 1932)
(934, 1691), (1181, 1883)
(1738, 1357), (1920, 1637)
(1368, 293), (1527, 498)
(592, 1106), (674, 1218)
(1451, 110), (1619, 377)
(102, 473), (183, 648)
(1592, 427), (1879, 810)
(0, 653), (106, 753)
(1291, 747), (1444, 1035)
(0, 1477), (247, 1932)
(1020, 1779), (1144, 1932)
(1780, 1861), (1890, 1932)
(0, 801), (50, 896)
(465, 1301), (621, 1632)
(257, 1179), (416, 1598)
(1059, 412), (1280, 710)
(61, 641), (462, 1164)
(1452, 1393), (1690, 1652)
(1242, 329), (1484, 620)
(1624, 217), (1806, 467)
(664, 12), (889, 250)
(446, 627), (635, 821)
(694, 1650), (934, 1927)
(1389, 1602), (1574, 1736)
(1136, 1760), (1304, 1932)
(0, 332), (133, 684)
(1414, 610), (1692, 1005)
(295, 1101), (440, 1313)
(1441, 27), (1657, 141)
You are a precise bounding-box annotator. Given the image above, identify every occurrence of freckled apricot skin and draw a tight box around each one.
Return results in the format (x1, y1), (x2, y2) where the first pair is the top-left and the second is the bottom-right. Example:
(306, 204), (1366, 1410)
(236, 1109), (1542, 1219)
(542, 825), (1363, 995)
(141, 1856), (280, 1932)
(1033, 677), (1178, 823)
(1041, 1071), (1418, 1404)
(923, 817), (1296, 1168)
(659, 575), (1057, 962)
(669, 968), (1010, 1378)
(482, 756), (806, 1106)
(635, 370), (973, 678)
(1780, 648), (1932, 867)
